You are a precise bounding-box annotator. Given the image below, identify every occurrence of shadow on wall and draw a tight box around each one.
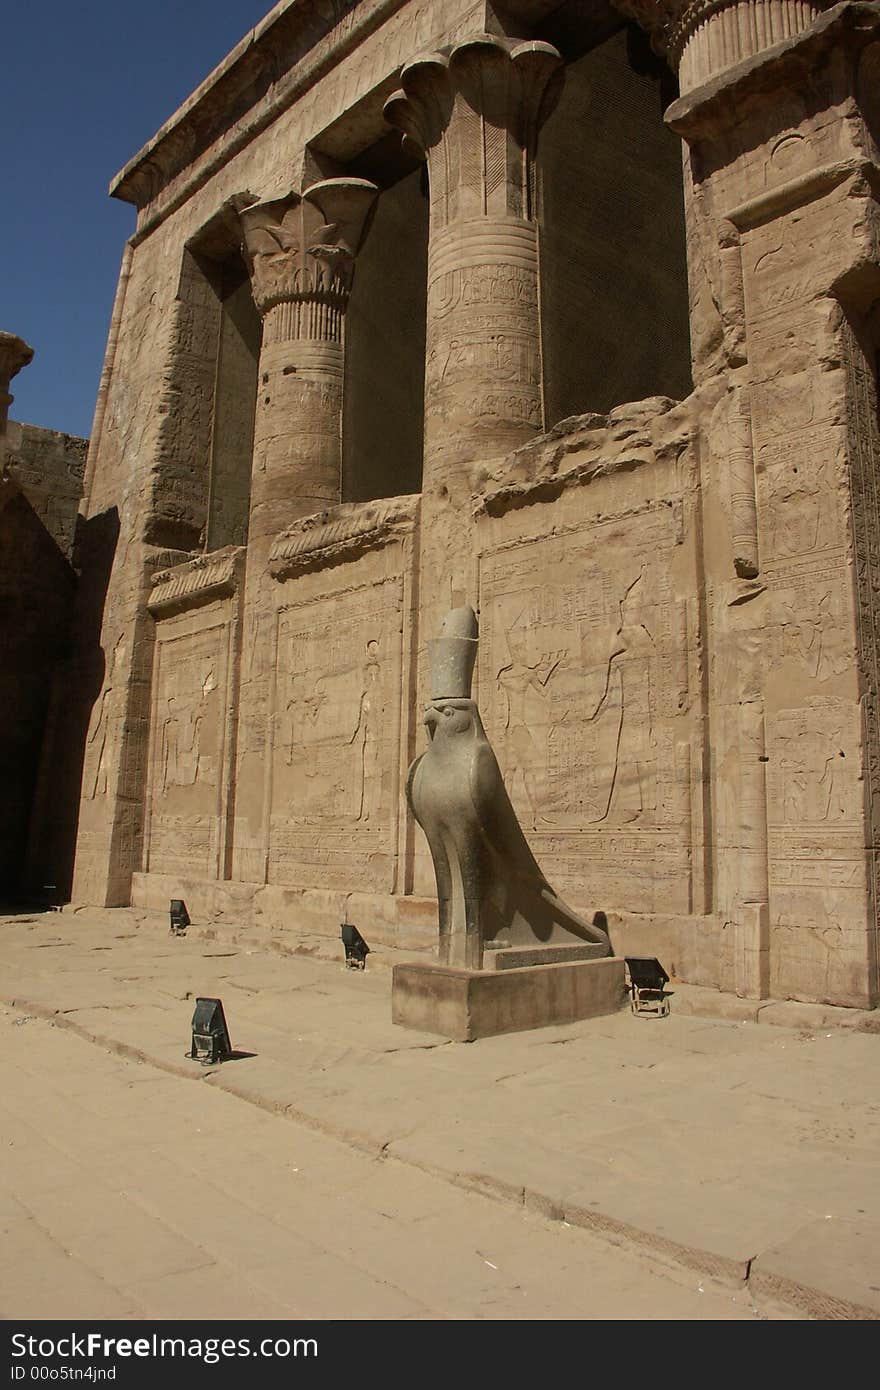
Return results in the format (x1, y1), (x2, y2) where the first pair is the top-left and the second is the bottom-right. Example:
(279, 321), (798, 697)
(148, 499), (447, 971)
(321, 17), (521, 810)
(22, 506), (120, 904)
(540, 24), (692, 421)
(343, 166), (428, 502)
(0, 487), (77, 902)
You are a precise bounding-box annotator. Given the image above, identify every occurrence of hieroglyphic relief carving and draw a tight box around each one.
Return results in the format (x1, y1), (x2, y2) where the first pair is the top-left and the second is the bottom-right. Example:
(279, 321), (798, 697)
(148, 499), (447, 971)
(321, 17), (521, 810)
(424, 250), (545, 459)
(768, 702), (859, 830)
(751, 361), (843, 570)
(148, 625), (228, 877)
(763, 686), (866, 1000)
(772, 904), (865, 1001)
(744, 214), (842, 328)
(769, 579), (851, 682)
(729, 191), (877, 1001)
(479, 505), (692, 911)
(270, 578), (403, 890)
(160, 662), (218, 793)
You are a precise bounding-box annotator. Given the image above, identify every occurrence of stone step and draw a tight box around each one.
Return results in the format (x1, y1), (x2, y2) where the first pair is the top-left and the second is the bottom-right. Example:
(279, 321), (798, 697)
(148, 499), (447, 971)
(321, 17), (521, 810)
(484, 941), (608, 971)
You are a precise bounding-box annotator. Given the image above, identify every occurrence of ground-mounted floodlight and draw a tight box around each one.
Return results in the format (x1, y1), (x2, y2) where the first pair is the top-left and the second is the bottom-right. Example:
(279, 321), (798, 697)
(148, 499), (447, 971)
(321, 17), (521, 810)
(189, 997), (232, 1065)
(170, 898), (190, 935)
(625, 957), (670, 1017)
(341, 922), (369, 969)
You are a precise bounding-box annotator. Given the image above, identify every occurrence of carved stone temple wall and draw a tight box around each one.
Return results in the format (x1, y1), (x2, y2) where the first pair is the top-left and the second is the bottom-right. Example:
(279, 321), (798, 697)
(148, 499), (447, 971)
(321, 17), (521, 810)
(67, 0), (880, 1009)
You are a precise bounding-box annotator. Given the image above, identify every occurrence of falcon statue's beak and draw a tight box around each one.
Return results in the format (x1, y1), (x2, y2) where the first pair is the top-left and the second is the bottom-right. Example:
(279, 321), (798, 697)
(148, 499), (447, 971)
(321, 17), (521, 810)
(424, 706), (439, 740)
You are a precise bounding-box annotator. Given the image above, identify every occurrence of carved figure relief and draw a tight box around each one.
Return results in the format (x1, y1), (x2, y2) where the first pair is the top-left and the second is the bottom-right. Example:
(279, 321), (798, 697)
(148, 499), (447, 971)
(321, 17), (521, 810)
(479, 508), (691, 912)
(270, 580), (402, 889)
(84, 631), (127, 800)
(488, 566), (661, 830)
(768, 703), (859, 829)
(279, 639), (384, 822)
(352, 639), (384, 823)
(160, 662), (217, 793)
(589, 572), (657, 824)
(144, 619), (229, 880)
(773, 587), (850, 682)
(496, 626), (564, 828)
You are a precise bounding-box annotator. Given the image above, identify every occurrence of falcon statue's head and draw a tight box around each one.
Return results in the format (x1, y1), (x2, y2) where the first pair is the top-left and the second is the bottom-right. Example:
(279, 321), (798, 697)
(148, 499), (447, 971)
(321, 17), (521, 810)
(424, 697), (480, 740)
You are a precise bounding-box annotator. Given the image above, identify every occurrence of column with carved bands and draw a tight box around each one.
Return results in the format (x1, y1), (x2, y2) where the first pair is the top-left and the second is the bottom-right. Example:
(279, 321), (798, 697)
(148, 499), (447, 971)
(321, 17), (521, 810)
(384, 35), (563, 497)
(613, 0), (830, 92)
(240, 178), (377, 546)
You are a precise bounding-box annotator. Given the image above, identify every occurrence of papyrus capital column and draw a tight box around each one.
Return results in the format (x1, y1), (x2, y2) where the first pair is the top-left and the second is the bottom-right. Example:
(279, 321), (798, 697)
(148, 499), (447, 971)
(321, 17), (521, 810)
(385, 35), (563, 494)
(614, 0), (831, 91)
(240, 178), (377, 544)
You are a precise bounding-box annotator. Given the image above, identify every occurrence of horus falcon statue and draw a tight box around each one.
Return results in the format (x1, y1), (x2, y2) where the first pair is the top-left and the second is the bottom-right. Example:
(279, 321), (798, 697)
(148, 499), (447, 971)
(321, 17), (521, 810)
(406, 604), (612, 970)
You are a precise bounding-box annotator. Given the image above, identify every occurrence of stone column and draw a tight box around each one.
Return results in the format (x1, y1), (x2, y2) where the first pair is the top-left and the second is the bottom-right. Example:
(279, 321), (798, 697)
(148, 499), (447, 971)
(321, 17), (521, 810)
(240, 178), (378, 544)
(384, 36), (562, 898)
(615, 0), (830, 94)
(385, 35), (563, 498)
(232, 178), (377, 883)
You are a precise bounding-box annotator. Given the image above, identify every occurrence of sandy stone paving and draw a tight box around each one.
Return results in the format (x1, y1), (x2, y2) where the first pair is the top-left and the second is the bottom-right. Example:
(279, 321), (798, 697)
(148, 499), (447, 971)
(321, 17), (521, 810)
(0, 1004), (796, 1322)
(2, 910), (879, 1319)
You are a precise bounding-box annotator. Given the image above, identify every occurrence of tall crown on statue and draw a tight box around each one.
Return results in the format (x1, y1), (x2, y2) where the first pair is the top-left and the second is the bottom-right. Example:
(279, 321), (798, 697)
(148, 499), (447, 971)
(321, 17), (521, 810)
(427, 605), (479, 700)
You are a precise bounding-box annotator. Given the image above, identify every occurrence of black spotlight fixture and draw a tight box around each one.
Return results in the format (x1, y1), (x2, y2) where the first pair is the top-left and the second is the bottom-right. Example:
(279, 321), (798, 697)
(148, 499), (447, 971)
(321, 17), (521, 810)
(169, 898), (190, 935)
(189, 997), (232, 1065)
(625, 957), (670, 1017)
(341, 922), (370, 970)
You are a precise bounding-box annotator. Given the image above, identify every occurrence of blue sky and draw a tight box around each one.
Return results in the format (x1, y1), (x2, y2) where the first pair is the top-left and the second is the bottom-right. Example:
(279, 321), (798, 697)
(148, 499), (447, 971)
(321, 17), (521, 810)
(3, 2), (273, 437)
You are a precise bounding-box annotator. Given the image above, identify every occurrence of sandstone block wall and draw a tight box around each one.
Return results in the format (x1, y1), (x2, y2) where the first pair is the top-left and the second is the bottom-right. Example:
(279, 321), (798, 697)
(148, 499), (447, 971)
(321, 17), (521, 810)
(3, 421), (86, 557)
(66, 0), (880, 1009)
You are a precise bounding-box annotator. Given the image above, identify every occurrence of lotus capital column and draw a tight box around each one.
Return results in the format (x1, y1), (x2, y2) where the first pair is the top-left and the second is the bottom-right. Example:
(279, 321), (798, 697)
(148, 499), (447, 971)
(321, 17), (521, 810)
(240, 178), (377, 544)
(385, 36), (563, 495)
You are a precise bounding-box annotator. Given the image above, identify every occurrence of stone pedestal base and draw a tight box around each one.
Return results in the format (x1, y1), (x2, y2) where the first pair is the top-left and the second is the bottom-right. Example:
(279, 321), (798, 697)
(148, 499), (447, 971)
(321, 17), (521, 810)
(484, 942), (607, 970)
(392, 957), (627, 1041)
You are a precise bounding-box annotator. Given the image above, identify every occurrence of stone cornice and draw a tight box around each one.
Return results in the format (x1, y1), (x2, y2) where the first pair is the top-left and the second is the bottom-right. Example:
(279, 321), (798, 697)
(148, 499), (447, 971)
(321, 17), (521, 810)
(473, 396), (692, 516)
(148, 546), (246, 616)
(111, 0), (480, 222)
(111, 0), (380, 210)
(268, 495), (419, 579)
(109, 1), (561, 245)
(0, 333), (34, 391)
